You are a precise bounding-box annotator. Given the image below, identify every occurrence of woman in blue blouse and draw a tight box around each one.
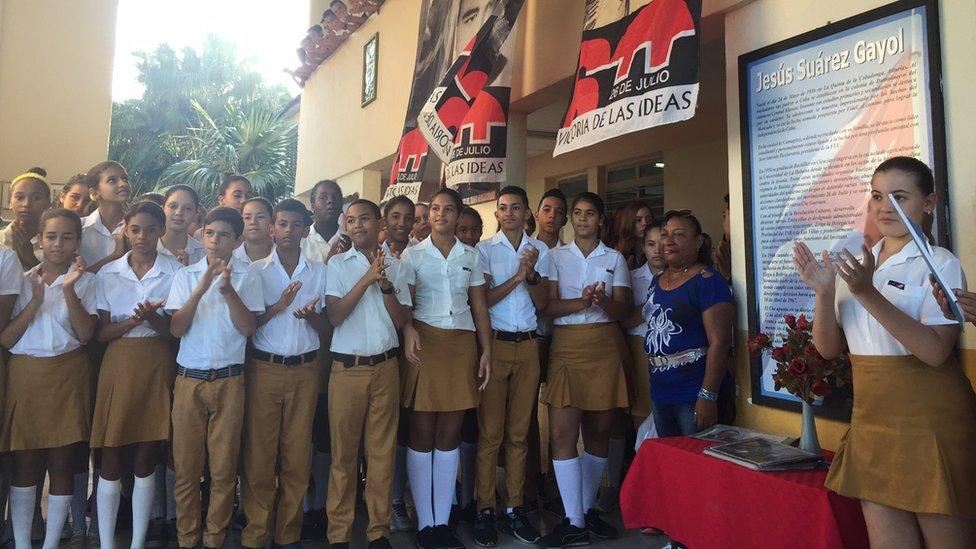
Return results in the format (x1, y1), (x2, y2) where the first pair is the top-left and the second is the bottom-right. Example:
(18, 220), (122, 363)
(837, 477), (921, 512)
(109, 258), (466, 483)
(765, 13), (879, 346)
(642, 210), (734, 436)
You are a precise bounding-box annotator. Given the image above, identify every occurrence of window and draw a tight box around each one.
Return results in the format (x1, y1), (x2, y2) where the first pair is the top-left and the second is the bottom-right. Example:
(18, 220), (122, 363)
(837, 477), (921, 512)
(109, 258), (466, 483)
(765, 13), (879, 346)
(606, 159), (664, 219)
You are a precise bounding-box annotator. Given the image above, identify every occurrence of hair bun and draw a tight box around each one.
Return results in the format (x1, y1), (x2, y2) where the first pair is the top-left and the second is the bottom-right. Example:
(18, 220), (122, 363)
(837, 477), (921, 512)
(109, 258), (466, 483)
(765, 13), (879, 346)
(27, 167), (47, 177)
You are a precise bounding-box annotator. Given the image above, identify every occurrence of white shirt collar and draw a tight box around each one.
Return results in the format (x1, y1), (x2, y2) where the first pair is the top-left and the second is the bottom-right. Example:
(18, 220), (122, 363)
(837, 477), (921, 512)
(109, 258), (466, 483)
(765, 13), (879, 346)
(28, 263), (67, 286)
(632, 263), (652, 280)
(416, 235), (469, 261)
(258, 247), (310, 277)
(83, 209), (114, 237)
(489, 230), (531, 253)
(872, 237), (922, 270)
(565, 239), (608, 259)
(188, 255), (249, 275)
(102, 251), (177, 281)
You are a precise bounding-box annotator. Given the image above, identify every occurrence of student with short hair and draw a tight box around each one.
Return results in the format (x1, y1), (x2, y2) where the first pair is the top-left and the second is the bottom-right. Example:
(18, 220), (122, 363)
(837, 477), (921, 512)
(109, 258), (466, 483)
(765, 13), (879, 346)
(472, 186), (548, 546)
(81, 161), (131, 273)
(90, 201), (180, 549)
(160, 185), (206, 267)
(381, 195), (416, 258)
(400, 188), (492, 549)
(241, 199), (328, 549)
(2, 208), (98, 549)
(165, 207), (264, 549)
(1, 168), (53, 270)
(304, 179), (347, 263)
(235, 197), (275, 266)
(325, 199), (411, 549)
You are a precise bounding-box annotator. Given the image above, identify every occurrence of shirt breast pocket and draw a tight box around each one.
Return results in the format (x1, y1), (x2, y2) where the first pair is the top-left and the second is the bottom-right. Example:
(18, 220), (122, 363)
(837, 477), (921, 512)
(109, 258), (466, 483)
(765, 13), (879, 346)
(448, 263), (472, 294)
(880, 282), (926, 320)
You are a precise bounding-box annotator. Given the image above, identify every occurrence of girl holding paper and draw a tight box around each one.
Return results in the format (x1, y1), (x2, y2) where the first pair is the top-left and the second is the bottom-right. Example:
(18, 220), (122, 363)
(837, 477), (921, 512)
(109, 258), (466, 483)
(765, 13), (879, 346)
(793, 156), (976, 547)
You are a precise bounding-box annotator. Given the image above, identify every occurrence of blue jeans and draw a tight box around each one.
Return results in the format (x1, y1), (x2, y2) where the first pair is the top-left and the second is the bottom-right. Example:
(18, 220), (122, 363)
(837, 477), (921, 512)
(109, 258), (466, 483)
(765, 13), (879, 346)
(652, 402), (698, 437)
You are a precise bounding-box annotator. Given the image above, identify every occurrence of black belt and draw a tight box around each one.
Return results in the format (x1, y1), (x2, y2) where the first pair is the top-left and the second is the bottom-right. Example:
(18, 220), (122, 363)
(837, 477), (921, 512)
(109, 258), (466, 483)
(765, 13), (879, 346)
(251, 349), (318, 366)
(177, 364), (245, 381)
(493, 330), (537, 343)
(332, 349), (398, 367)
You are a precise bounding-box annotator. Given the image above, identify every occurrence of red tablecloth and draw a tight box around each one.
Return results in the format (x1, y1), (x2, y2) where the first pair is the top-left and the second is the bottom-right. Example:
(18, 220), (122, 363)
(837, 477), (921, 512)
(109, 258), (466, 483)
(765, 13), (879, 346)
(620, 437), (869, 549)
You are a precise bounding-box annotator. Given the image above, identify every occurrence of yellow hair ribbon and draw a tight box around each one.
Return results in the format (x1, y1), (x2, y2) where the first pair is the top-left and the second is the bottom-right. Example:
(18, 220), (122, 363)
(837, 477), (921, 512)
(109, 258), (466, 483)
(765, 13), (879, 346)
(10, 172), (51, 189)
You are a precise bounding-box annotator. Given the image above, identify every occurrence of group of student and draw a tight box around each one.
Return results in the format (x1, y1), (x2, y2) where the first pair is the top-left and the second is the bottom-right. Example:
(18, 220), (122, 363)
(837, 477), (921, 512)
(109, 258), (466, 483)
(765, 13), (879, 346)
(1, 153), (974, 549)
(286, 0), (384, 86)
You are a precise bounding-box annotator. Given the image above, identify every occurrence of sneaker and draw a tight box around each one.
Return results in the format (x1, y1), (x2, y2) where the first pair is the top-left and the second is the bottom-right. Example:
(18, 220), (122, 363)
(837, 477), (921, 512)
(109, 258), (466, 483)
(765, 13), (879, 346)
(300, 509), (325, 541)
(68, 530), (88, 549)
(500, 507), (541, 544)
(415, 526), (443, 549)
(391, 499), (414, 533)
(535, 519), (589, 548)
(473, 508), (497, 547)
(146, 517), (166, 548)
(433, 525), (464, 549)
(583, 509), (617, 540)
(368, 538), (393, 549)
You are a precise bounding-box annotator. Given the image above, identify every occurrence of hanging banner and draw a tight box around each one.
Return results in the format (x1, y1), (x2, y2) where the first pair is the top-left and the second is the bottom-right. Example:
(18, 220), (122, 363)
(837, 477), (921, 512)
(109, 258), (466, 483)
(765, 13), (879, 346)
(554, 0), (702, 157)
(418, 0), (523, 195)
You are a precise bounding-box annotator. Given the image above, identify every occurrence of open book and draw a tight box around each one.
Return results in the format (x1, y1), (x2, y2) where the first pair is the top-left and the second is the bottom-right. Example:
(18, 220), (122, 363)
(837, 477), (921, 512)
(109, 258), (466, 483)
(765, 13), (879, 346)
(693, 424), (796, 445)
(889, 193), (965, 326)
(704, 437), (825, 472)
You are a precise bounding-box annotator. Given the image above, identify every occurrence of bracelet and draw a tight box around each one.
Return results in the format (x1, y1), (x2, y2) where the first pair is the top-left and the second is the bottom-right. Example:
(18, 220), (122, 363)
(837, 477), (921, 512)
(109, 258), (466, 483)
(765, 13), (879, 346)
(698, 388), (718, 401)
(380, 284), (397, 295)
(526, 271), (541, 286)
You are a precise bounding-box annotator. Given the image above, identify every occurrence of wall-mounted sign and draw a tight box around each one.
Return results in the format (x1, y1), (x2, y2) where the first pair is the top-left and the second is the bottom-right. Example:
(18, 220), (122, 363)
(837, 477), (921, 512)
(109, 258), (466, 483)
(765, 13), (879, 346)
(362, 33), (379, 107)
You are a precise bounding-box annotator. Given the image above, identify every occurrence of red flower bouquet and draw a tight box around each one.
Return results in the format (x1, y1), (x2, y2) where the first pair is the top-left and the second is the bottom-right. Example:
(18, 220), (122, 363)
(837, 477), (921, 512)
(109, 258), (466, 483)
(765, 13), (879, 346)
(748, 314), (851, 405)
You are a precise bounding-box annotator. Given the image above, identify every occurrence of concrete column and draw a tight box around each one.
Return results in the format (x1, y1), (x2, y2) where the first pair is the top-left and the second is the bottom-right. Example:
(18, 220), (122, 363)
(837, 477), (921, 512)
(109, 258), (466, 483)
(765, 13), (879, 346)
(505, 110), (527, 188)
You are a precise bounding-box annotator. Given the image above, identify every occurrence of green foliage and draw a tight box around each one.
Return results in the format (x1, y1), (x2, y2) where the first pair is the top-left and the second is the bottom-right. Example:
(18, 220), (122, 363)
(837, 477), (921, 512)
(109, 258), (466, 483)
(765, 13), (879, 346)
(108, 35), (297, 206)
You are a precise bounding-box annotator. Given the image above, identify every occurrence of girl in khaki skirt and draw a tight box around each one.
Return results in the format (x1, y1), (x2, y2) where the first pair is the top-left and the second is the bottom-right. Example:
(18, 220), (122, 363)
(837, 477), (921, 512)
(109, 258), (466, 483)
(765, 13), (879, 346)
(1, 208), (98, 549)
(794, 156), (976, 547)
(401, 188), (492, 549)
(537, 192), (632, 547)
(91, 201), (180, 548)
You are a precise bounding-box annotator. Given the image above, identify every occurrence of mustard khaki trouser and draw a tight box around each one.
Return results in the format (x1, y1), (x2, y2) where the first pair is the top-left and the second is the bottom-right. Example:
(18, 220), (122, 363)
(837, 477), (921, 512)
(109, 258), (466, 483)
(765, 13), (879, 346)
(326, 356), (400, 543)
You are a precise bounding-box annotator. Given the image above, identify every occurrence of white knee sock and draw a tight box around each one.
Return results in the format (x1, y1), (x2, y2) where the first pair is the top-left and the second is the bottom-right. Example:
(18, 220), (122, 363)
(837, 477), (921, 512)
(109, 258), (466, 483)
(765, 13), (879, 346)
(607, 438), (624, 489)
(71, 471), (88, 534)
(130, 473), (155, 549)
(312, 451), (331, 510)
(407, 449), (433, 530)
(150, 464), (165, 521)
(432, 448), (459, 526)
(96, 478), (120, 549)
(459, 441), (477, 507)
(42, 495), (72, 549)
(581, 452), (607, 514)
(10, 485), (36, 549)
(552, 458), (583, 528)
(165, 467), (177, 522)
(392, 445), (407, 501)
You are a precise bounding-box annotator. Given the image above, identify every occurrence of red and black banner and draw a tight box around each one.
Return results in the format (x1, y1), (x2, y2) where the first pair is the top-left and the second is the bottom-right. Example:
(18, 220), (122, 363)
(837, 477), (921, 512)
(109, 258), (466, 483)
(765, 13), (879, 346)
(555, 0), (702, 156)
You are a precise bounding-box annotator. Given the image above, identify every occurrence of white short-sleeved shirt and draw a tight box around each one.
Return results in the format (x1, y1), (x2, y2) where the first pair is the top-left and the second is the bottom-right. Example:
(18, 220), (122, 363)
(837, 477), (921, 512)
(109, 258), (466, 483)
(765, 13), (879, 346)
(302, 226), (346, 264)
(381, 239), (417, 258)
(629, 263), (654, 336)
(80, 210), (121, 267)
(96, 252), (181, 338)
(251, 249), (328, 356)
(476, 232), (550, 332)
(157, 236), (206, 266)
(0, 247), (24, 294)
(836, 239), (964, 356)
(547, 240), (631, 326)
(232, 242), (274, 267)
(401, 236), (485, 331)
(326, 248), (412, 355)
(165, 256), (264, 369)
(0, 224), (41, 268)
(10, 266), (97, 357)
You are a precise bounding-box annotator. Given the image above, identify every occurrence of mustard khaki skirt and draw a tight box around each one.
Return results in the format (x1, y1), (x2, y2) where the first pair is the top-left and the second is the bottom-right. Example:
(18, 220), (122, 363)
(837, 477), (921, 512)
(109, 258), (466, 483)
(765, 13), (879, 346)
(90, 337), (176, 448)
(624, 334), (652, 418)
(2, 348), (92, 452)
(825, 354), (976, 519)
(402, 321), (479, 412)
(541, 323), (629, 411)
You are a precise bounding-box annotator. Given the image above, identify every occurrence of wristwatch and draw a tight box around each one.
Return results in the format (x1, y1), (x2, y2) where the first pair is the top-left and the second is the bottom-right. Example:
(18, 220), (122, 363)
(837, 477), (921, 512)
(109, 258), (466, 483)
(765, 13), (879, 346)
(380, 284), (397, 295)
(526, 271), (542, 286)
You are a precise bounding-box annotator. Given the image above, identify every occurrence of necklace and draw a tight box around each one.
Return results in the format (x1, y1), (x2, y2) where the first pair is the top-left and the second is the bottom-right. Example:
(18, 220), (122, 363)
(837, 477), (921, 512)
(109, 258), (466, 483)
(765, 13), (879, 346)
(666, 265), (691, 288)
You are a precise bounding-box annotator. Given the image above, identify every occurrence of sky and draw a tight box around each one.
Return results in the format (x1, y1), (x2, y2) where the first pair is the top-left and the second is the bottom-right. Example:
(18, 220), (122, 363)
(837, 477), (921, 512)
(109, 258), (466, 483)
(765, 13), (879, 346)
(111, 0), (310, 100)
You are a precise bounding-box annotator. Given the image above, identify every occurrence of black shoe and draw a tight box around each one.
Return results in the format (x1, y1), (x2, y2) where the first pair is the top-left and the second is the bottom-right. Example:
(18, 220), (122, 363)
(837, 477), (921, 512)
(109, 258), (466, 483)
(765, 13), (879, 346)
(165, 520), (178, 548)
(146, 517), (166, 548)
(460, 502), (477, 523)
(500, 507), (541, 544)
(535, 519), (589, 548)
(300, 510), (325, 542)
(583, 509), (618, 540)
(368, 537), (393, 549)
(415, 526), (444, 549)
(329, 543), (350, 549)
(433, 524), (465, 549)
(473, 508), (497, 547)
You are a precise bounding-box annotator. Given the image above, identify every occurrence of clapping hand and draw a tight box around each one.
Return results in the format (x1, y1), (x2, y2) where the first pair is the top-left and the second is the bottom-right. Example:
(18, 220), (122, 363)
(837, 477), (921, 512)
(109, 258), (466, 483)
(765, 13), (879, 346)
(591, 281), (608, 303)
(28, 272), (44, 305)
(133, 299), (165, 321)
(581, 282), (597, 307)
(364, 249), (390, 286)
(217, 264), (236, 296)
(275, 281), (303, 309)
(832, 245), (876, 296)
(62, 256), (86, 290)
(793, 242), (836, 295)
(293, 295), (321, 320)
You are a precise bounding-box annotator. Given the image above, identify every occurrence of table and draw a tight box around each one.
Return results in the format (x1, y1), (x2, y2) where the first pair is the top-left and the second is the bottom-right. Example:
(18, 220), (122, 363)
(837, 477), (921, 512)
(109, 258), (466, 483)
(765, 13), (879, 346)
(620, 437), (869, 549)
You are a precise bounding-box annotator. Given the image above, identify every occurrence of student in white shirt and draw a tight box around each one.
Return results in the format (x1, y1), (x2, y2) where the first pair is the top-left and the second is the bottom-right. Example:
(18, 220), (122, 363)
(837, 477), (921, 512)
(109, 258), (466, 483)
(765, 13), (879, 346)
(241, 199), (329, 549)
(165, 207), (264, 549)
(89, 201), (180, 549)
(410, 202), (431, 244)
(191, 175), (254, 241)
(0, 243), (28, 542)
(160, 185), (206, 266)
(382, 194), (417, 259)
(324, 199), (412, 549)
(794, 157), (976, 547)
(471, 186), (548, 545)
(235, 197), (275, 266)
(80, 161), (130, 272)
(1, 169), (51, 270)
(400, 188), (492, 549)
(538, 192), (632, 547)
(303, 179), (347, 264)
(1, 208), (98, 549)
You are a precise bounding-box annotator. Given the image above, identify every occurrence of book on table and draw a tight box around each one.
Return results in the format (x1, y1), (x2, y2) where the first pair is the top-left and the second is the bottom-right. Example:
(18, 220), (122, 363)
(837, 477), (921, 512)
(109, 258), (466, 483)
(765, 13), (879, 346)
(703, 437), (826, 471)
(693, 424), (797, 445)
